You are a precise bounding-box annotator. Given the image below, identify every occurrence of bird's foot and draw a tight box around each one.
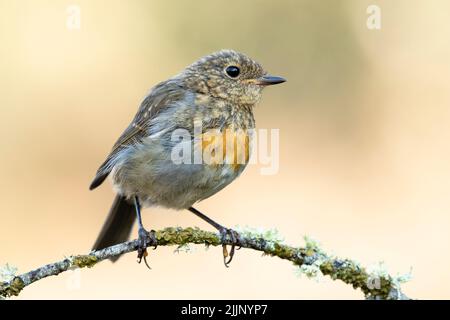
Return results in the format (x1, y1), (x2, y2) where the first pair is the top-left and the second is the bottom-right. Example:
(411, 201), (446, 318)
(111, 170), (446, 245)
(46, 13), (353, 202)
(219, 228), (240, 267)
(136, 227), (156, 269)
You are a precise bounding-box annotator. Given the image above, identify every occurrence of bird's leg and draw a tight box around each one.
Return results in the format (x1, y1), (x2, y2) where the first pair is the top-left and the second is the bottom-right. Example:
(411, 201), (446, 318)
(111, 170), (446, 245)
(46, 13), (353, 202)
(188, 207), (240, 267)
(134, 196), (155, 269)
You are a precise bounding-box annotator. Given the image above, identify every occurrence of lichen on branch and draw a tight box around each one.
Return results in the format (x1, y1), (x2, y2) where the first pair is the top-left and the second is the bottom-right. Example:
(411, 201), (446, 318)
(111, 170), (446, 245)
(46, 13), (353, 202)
(0, 226), (410, 299)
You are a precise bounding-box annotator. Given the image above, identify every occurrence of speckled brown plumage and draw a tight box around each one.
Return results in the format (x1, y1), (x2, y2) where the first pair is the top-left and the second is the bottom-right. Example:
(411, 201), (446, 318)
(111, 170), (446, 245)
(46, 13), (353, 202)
(90, 49), (285, 264)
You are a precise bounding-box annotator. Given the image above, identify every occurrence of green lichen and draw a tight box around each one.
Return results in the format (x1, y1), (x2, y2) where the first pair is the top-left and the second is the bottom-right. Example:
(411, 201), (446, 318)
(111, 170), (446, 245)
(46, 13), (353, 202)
(303, 235), (322, 252)
(320, 261), (334, 274)
(71, 255), (98, 268)
(155, 227), (221, 247)
(0, 263), (23, 298)
(268, 243), (300, 262)
(1, 227), (410, 300)
(0, 263), (18, 282)
(235, 226), (285, 250)
(0, 277), (25, 298)
(297, 259), (326, 280)
(319, 259), (396, 299)
(151, 227), (409, 299)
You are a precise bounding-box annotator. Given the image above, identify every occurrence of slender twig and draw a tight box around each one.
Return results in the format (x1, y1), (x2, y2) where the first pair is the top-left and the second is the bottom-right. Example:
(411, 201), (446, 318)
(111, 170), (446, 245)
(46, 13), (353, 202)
(0, 227), (410, 299)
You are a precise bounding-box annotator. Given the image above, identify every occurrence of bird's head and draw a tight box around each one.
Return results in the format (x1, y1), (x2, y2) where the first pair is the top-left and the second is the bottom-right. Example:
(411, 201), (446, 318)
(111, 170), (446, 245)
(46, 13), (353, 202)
(180, 49), (286, 106)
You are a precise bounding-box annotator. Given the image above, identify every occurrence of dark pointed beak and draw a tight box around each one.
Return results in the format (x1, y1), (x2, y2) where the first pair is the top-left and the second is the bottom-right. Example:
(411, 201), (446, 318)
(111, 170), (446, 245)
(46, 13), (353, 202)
(255, 75), (286, 86)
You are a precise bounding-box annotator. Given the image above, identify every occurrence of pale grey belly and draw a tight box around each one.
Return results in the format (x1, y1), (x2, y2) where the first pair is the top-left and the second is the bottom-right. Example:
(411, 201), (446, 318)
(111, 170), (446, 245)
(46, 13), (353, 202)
(111, 139), (247, 209)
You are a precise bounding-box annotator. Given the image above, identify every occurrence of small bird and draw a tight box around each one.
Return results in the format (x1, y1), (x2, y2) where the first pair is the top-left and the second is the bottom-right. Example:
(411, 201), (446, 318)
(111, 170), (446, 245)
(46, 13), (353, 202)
(90, 49), (285, 266)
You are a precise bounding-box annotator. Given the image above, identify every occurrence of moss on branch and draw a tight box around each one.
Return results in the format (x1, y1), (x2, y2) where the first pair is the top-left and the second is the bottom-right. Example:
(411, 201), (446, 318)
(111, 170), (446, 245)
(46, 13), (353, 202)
(0, 227), (410, 300)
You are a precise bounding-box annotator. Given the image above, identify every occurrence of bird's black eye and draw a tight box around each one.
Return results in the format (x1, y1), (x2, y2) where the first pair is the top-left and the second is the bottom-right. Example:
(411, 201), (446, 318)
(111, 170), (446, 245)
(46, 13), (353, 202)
(225, 66), (240, 78)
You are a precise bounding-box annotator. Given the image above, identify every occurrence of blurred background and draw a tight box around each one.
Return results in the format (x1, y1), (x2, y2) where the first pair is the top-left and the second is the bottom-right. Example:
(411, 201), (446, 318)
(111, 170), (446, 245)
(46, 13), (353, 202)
(1, 0), (449, 299)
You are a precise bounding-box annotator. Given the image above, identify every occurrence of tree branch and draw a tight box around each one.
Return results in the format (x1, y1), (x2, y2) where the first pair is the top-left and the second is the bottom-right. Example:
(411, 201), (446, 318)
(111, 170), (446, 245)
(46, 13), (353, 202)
(0, 227), (410, 299)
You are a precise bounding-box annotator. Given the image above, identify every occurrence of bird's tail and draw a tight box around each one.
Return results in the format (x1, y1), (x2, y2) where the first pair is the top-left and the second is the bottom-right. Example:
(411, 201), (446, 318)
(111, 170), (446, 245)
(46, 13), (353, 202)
(92, 195), (136, 262)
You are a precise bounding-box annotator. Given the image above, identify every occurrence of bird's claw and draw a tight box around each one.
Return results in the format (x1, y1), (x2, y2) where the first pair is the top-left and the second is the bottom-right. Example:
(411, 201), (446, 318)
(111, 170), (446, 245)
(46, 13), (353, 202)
(219, 228), (240, 267)
(136, 228), (156, 269)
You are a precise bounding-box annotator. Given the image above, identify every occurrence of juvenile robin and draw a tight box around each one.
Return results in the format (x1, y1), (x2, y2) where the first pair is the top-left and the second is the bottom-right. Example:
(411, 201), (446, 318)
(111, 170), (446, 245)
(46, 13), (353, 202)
(90, 49), (285, 267)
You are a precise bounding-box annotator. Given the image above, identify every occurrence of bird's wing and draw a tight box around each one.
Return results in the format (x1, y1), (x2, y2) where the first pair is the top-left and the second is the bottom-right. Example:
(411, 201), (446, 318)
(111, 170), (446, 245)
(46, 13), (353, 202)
(89, 80), (186, 190)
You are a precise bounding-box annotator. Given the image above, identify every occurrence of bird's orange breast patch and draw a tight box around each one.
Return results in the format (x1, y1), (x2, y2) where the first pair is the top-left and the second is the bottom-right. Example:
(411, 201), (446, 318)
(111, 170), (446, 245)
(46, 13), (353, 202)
(200, 129), (251, 171)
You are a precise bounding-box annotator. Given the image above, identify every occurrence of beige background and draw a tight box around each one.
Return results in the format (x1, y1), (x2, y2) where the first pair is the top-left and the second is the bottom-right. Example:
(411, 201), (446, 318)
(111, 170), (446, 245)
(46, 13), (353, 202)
(1, 0), (449, 299)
